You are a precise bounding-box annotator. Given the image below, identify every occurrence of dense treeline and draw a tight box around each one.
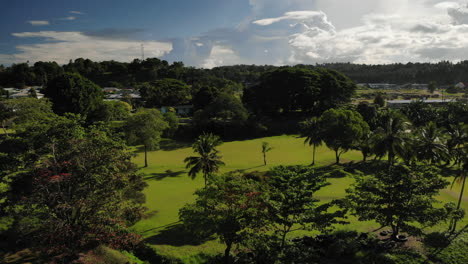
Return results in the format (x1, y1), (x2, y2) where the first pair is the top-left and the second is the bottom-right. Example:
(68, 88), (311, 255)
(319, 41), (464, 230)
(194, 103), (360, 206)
(3, 59), (468, 88)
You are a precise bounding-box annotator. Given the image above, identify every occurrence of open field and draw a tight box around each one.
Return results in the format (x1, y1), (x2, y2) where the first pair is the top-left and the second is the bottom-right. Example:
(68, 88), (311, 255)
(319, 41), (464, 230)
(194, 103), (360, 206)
(131, 135), (468, 262)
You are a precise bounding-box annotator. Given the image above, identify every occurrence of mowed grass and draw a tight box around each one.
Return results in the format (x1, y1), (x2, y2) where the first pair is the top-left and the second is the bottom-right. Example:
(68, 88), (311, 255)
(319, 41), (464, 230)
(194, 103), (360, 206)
(130, 135), (468, 261)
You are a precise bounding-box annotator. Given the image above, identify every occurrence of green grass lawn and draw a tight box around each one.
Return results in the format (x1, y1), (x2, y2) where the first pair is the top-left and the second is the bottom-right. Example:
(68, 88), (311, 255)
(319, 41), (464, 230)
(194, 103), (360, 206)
(130, 135), (468, 262)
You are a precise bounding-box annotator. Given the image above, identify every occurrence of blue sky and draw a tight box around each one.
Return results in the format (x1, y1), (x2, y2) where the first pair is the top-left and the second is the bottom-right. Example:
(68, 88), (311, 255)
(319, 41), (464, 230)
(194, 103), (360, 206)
(2, 0), (468, 67)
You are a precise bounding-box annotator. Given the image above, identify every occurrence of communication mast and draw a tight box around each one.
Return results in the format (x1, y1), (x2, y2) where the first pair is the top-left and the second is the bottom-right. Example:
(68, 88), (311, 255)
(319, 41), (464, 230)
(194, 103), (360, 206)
(141, 44), (145, 61)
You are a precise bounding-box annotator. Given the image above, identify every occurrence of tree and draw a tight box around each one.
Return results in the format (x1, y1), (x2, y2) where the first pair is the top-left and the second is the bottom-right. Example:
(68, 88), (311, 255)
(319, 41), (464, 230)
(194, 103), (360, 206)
(371, 110), (411, 165)
(428, 81), (437, 94)
(179, 173), (267, 263)
(1, 117), (146, 253)
(261, 142), (272, 165)
(124, 109), (168, 167)
(163, 111), (179, 138)
(414, 122), (449, 164)
(184, 133), (225, 187)
(300, 117), (322, 165)
(373, 93), (385, 108)
(139, 78), (191, 108)
(43, 73), (103, 117)
(265, 166), (346, 250)
(319, 109), (369, 164)
(28, 87), (37, 98)
(243, 67), (321, 115)
(346, 165), (449, 239)
(0, 97), (54, 133)
(449, 146), (468, 233)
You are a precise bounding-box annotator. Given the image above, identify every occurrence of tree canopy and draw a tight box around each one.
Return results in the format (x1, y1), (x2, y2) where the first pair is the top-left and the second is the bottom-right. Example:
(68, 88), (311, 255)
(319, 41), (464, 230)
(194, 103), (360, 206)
(43, 72), (103, 116)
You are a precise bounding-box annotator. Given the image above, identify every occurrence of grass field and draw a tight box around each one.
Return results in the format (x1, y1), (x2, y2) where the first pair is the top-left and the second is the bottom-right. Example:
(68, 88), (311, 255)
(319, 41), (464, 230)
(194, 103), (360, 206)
(130, 135), (468, 262)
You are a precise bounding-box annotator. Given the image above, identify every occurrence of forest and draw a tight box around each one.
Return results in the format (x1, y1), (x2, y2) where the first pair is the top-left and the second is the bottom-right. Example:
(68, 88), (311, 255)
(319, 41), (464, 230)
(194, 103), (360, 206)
(1, 59), (468, 264)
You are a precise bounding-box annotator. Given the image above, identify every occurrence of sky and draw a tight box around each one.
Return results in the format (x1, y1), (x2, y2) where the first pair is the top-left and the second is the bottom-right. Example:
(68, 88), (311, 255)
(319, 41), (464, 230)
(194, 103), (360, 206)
(2, 0), (468, 67)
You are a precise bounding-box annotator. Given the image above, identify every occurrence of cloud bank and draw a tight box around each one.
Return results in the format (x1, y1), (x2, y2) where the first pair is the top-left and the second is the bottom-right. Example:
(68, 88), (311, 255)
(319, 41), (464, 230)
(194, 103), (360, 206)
(6, 1), (468, 67)
(0, 31), (172, 65)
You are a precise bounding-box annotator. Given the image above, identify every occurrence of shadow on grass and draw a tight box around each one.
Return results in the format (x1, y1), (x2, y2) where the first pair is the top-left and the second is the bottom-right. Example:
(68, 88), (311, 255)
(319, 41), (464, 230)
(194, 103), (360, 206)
(159, 139), (192, 151)
(143, 223), (212, 246)
(144, 170), (186, 181)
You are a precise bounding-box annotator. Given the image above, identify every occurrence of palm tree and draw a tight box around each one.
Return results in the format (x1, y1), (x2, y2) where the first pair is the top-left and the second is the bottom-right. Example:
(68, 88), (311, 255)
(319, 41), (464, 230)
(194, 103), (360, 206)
(300, 117), (322, 165)
(414, 122), (449, 164)
(371, 110), (411, 165)
(450, 155), (468, 233)
(446, 123), (468, 167)
(261, 142), (273, 165)
(184, 133), (225, 187)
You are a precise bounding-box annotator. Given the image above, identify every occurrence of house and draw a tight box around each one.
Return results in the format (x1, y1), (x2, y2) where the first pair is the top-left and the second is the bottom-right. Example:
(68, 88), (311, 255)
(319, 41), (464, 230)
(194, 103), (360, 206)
(102, 87), (121, 93)
(387, 99), (456, 109)
(9, 89), (44, 99)
(160, 105), (194, 116)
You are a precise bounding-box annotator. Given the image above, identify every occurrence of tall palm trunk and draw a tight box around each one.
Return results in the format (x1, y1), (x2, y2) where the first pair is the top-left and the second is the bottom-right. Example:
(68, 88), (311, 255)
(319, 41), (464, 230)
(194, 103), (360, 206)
(312, 144), (316, 165)
(452, 174), (466, 233)
(144, 145), (148, 167)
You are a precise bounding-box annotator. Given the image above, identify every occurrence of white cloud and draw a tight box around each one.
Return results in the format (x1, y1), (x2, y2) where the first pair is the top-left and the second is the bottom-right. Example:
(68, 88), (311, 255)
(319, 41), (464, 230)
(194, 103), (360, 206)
(201, 45), (242, 68)
(70, 11), (84, 15)
(253, 11), (331, 26)
(0, 31), (172, 65)
(60, 16), (77, 21)
(27, 20), (49, 26)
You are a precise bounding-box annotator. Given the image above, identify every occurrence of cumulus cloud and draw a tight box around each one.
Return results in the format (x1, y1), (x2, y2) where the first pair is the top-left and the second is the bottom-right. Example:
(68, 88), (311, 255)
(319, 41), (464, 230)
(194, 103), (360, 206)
(0, 31), (172, 65)
(27, 20), (49, 26)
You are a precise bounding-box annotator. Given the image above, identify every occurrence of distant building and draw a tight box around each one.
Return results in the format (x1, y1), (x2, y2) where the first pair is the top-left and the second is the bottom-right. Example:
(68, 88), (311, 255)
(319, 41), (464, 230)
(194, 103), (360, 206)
(366, 83), (399, 90)
(102, 87), (121, 93)
(387, 99), (456, 109)
(161, 105), (193, 115)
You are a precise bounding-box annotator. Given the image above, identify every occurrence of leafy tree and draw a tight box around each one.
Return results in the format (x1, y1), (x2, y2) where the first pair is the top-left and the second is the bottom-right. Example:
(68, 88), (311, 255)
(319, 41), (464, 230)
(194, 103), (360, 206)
(356, 102), (378, 130)
(243, 67), (321, 115)
(265, 166), (347, 250)
(195, 93), (249, 124)
(179, 172), (267, 263)
(91, 101), (131, 122)
(0, 97), (54, 133)
(300, 117), (322, 165)
(139, 78), (191, 107)
(315, 67), (356, 112)
(319, 109), (369, 164)
(163, 111), (179, 138)
(373, 93), (385, 108)
(124, 109), (168, 167)
(346, 165), (449, 238)
(43, 73), (103, 117)
(184, 133), (225, 187)
(1, 116), (146, 253)
(428, 81), (437, 94)
(261, 142), (272, 165)
(28, 87), (37, 98)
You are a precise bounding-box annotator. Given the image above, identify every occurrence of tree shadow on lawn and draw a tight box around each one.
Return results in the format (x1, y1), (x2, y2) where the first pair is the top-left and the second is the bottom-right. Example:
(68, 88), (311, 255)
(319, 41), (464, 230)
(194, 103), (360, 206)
(144, 170), (186, 181)
(159, 139), (192, 151)
(143, 223), (212, 246)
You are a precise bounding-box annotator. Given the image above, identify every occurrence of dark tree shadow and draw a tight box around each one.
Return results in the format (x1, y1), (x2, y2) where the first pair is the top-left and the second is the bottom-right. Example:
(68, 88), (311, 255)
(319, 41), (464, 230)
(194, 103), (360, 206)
(144, 170), (186, 181)
(143, 223), (212, 246)
(159, 139), (192, 151)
